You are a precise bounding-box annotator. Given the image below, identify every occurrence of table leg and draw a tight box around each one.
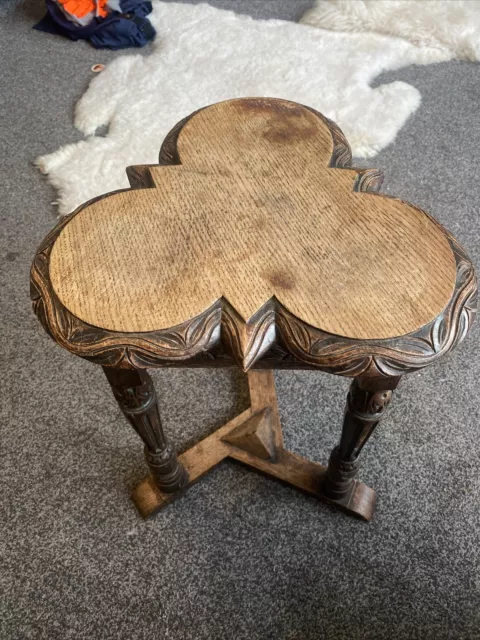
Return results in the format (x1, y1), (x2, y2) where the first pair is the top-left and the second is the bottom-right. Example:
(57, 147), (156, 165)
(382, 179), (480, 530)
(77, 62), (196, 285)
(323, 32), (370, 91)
(103, 367), (188, 493)
(321, 376), (400, 516)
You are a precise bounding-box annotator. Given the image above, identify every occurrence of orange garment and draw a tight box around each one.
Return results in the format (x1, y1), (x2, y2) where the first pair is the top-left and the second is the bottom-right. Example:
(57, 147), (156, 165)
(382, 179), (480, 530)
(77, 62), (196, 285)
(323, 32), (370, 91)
(57, 0), (108, 19)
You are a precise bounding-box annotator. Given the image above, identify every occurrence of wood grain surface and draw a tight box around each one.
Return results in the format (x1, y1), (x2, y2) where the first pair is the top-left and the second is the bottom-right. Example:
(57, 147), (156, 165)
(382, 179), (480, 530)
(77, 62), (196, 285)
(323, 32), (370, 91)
(49, 97), (457, 340)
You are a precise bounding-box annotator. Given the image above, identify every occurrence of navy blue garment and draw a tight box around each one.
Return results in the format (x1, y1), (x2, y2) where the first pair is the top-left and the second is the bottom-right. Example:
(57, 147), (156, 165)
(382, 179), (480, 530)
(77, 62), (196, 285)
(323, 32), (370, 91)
(34, 0), (156, 50)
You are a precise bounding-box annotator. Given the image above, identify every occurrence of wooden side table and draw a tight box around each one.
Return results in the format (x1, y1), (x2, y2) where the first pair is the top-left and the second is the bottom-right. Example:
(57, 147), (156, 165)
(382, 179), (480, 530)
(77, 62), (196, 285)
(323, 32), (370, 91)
(31, 98), (477, 521)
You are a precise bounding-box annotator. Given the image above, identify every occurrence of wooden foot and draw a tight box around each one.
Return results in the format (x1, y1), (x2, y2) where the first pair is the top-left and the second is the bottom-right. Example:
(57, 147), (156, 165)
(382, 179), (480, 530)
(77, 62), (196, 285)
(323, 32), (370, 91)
(132, 371), (377, 521)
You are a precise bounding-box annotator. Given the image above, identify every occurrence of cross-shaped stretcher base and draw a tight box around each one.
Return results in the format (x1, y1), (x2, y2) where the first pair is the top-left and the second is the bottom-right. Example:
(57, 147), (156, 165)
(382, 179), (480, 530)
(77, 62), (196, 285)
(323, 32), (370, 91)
(131, 371), (376, 520)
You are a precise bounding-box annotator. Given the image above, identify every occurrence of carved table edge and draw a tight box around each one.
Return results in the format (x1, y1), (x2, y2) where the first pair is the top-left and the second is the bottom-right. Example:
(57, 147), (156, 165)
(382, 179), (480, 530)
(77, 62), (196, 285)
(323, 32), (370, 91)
(30, 99), (478, 379)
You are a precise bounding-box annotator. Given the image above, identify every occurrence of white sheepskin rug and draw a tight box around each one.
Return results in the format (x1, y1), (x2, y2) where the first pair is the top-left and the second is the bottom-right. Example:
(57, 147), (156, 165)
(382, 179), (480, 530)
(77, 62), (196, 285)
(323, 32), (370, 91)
(301, 0), (480, 60)
(36, 0), (480, 215)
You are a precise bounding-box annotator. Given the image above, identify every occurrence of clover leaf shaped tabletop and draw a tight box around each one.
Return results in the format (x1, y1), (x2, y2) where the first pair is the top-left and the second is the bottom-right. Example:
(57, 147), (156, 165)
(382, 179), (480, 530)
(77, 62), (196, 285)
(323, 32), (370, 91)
(31, 98), (476, 375)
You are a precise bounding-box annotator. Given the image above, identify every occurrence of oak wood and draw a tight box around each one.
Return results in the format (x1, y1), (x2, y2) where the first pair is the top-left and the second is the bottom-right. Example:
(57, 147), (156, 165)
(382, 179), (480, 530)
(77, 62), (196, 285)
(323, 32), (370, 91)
(28, 98), (478, 523)
(31, 98), (476, 376)
(132, 370), (375, 521)
(49, 98), (456, 340)
(103, 367), (188, 492)
(221, 408), (275, 460)
(322, 376), (397, 503)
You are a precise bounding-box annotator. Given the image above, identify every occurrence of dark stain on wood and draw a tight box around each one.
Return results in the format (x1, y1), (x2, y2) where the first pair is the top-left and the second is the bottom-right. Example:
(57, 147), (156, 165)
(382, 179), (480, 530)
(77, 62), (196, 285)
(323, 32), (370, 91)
(236, 97), (304, 116)
(263, 121), (318, 144)
(265, 270), (295, 290)
(253, 214), (268, 231)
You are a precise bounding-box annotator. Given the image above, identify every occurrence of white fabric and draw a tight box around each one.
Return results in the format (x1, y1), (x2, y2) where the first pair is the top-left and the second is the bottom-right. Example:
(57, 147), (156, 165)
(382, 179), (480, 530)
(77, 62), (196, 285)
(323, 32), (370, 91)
(301, 0), (480, 60)
(36, 0), (480, 215)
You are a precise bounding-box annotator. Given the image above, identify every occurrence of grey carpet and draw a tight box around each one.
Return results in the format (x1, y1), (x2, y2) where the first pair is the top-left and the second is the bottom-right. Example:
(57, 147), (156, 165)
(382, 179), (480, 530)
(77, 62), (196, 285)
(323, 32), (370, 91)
(1, 2), (480, 639)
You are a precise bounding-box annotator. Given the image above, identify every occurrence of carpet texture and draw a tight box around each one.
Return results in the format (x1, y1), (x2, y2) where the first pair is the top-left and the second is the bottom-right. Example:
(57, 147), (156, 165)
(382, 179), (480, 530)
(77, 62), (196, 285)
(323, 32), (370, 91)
(1, 2), (480, 640)
(35, 0), (480, 215)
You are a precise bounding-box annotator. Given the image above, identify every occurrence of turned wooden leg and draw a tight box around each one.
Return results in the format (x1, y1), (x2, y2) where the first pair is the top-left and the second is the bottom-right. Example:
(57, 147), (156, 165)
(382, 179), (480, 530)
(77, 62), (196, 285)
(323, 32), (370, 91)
(321, 376), (400, 513)
(103, 367), (188, 493)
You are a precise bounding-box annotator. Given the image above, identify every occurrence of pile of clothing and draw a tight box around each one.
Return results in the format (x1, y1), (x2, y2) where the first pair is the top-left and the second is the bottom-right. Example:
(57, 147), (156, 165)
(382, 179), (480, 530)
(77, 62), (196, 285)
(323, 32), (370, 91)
(35, 0), (156, 49)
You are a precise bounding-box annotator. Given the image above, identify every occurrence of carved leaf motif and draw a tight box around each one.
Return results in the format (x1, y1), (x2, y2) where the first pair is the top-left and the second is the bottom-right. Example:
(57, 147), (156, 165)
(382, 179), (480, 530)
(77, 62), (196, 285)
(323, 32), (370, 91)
(354, 169), (385, 194)
(278, 312), (313, 354)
